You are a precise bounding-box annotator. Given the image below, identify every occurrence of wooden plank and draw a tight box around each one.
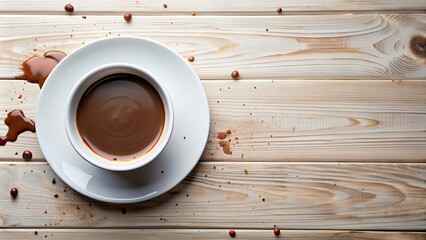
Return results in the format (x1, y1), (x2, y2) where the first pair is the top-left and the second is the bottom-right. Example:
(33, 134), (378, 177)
(0, 162), (424, 229)
(0, 15), (425, 80)
(1, 80), (425, 162)
(0, 0), (425, 14)
(0, 229), (425, 240)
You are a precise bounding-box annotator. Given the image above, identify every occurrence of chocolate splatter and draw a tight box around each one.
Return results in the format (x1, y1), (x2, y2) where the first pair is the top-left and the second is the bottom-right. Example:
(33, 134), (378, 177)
(19, 51), (66, 88)
(222, 143), (232, 155)
(217, 129), (233, 155)
(217, 131), (228, 140)
(0, 109), (35, 146)
(218, 140), (232, 155)
(218, 140), (227, 147)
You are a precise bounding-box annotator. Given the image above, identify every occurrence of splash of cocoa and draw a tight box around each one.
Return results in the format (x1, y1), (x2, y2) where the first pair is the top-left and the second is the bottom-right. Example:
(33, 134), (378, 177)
(19, 51), (66, 88)
(217, 129), (233, 155)
(217, 131), (228, 140)
(0, 109), (36, 146)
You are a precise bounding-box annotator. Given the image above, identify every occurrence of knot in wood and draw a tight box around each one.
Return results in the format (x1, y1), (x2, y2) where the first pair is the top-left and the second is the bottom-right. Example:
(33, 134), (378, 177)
(410, 36), (426, 57)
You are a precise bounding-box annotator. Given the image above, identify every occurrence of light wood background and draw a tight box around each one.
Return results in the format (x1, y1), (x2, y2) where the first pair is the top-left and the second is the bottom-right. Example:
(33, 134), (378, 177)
(0, 0), (425, 239)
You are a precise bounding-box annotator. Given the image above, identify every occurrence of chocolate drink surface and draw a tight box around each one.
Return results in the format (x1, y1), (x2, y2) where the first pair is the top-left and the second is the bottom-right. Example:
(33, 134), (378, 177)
(76, 73), (165, 161)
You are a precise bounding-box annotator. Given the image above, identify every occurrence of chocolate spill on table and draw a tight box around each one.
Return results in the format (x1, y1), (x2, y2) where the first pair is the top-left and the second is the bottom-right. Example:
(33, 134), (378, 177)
(0, 109), (36, 146)
(19, 51), (66, 88)
(217, 130), (233, 155)
(217, 131), (228, 140)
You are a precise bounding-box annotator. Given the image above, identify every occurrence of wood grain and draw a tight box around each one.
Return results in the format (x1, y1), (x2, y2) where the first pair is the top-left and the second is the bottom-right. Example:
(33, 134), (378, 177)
(0, 162), (424, 229)
(2, 0), (425, 236)
(1, 80), (425, 162)
(0, 0), (425, 14)
(0, 15), (425, 80)
(0, 229), (425, 240)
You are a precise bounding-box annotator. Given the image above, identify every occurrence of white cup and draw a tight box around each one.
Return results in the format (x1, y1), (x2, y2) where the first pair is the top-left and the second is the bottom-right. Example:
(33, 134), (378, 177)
(65, 63), (174, 171)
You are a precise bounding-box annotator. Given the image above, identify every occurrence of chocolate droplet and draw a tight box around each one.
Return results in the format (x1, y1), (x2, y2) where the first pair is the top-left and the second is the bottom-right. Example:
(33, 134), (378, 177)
(22, 150), (32, 160)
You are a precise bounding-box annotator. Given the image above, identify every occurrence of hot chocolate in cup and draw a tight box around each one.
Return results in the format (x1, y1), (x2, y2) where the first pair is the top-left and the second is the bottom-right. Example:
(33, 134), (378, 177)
(65, 63), (174, 171)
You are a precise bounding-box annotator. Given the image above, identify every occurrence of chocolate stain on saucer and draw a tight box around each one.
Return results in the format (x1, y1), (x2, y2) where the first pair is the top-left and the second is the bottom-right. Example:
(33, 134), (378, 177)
(0, 109), (35, 146)
(18, 51), (67, 88)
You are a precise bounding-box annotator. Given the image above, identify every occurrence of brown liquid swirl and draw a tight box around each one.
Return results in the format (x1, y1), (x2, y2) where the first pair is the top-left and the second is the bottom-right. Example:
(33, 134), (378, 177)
(76, 74), (165, 161)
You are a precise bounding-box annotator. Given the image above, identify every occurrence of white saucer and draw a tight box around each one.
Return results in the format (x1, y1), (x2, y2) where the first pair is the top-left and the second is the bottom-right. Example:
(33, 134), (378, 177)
(36, 37), (210, 203)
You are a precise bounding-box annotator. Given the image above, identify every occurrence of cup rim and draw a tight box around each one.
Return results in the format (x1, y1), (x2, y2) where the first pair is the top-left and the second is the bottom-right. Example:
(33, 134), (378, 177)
(64, 63), (174, 171)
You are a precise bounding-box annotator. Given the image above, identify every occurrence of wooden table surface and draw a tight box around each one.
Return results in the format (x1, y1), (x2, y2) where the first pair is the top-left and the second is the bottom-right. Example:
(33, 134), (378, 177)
(1, 1), (426, 239)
